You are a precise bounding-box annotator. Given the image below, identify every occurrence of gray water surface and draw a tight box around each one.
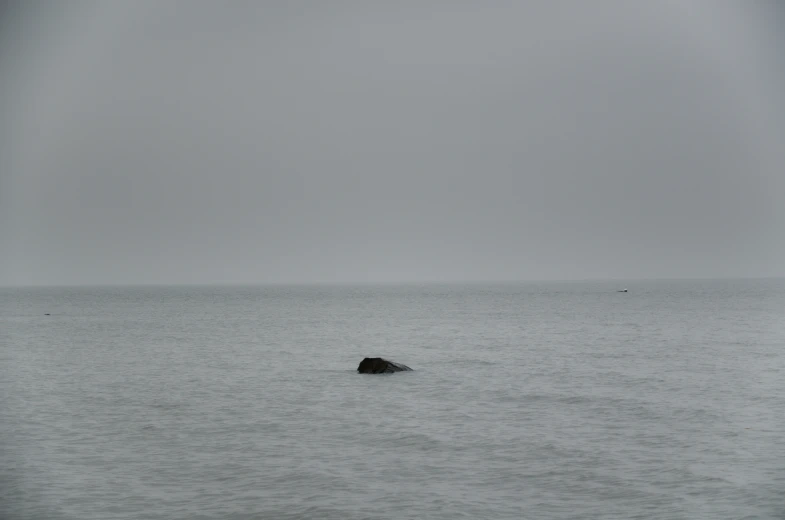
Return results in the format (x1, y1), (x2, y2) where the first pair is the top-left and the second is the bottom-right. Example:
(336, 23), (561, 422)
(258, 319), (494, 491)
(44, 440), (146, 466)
(1, 280), (783, 519)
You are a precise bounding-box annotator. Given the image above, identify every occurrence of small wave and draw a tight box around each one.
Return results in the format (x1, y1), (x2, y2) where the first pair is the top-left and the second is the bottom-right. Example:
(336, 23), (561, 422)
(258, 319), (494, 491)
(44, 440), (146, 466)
(557, 394), (596, 405)
(149, 400), (189, 411)
(457, 359), (497, 366)
(383, 432), (444, 451)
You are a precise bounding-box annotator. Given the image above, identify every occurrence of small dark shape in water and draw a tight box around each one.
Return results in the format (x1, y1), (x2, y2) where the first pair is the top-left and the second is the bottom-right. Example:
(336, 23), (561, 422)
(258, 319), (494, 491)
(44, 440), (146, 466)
(357, 357), (412, 374)
(617, 289), (628, 293)
(44, 313), (50, 315)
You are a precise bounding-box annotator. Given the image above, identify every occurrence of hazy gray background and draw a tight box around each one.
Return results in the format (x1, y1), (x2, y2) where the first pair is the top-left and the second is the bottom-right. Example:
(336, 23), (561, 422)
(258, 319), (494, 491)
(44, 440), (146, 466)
(1, 1), (784, 286)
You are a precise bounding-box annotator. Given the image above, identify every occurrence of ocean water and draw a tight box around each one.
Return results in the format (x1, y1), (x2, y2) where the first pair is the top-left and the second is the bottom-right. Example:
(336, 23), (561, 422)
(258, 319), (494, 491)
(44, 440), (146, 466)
(1, 279), (783, 520)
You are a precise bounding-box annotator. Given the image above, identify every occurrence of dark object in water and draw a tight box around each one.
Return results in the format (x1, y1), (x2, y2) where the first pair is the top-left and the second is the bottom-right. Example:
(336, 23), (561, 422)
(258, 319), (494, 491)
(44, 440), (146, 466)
(357, 357), (412, 374)
(44, 313), (50, 315)
(617, 289), (628, 293)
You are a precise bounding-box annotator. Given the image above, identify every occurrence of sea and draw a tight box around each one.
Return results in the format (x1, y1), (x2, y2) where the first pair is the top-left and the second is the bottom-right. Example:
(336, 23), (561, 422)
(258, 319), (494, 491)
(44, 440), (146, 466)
(1, 279), (783, 520)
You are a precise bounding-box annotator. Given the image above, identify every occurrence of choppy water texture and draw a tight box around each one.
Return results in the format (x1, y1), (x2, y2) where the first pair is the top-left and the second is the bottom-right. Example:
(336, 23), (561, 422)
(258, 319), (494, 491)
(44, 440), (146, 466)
(1, 279), (784, 519)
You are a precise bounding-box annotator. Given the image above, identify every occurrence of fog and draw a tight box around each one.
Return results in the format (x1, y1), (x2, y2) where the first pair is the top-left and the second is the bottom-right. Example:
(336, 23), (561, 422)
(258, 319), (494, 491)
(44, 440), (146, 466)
(1, 1), (783, 285)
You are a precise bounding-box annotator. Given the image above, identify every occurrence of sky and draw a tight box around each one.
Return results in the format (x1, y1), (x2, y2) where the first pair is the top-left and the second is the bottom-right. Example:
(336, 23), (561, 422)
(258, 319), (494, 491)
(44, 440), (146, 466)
(1, 1), (784, 286)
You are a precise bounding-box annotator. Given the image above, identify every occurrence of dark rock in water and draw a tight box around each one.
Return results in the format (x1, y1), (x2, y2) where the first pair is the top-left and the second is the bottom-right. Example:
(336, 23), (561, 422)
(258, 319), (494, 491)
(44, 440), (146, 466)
(357, 357), (412, 374)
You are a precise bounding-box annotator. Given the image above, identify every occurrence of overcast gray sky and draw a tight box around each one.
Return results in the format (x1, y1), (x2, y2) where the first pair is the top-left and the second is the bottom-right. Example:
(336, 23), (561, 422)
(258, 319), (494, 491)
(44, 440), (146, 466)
(1, 1), (784, 285)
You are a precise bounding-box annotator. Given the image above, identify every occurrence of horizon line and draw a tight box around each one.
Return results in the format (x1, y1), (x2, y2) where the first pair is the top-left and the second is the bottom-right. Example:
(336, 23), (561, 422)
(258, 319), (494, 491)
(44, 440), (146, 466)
(1, 275), (783, 289)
